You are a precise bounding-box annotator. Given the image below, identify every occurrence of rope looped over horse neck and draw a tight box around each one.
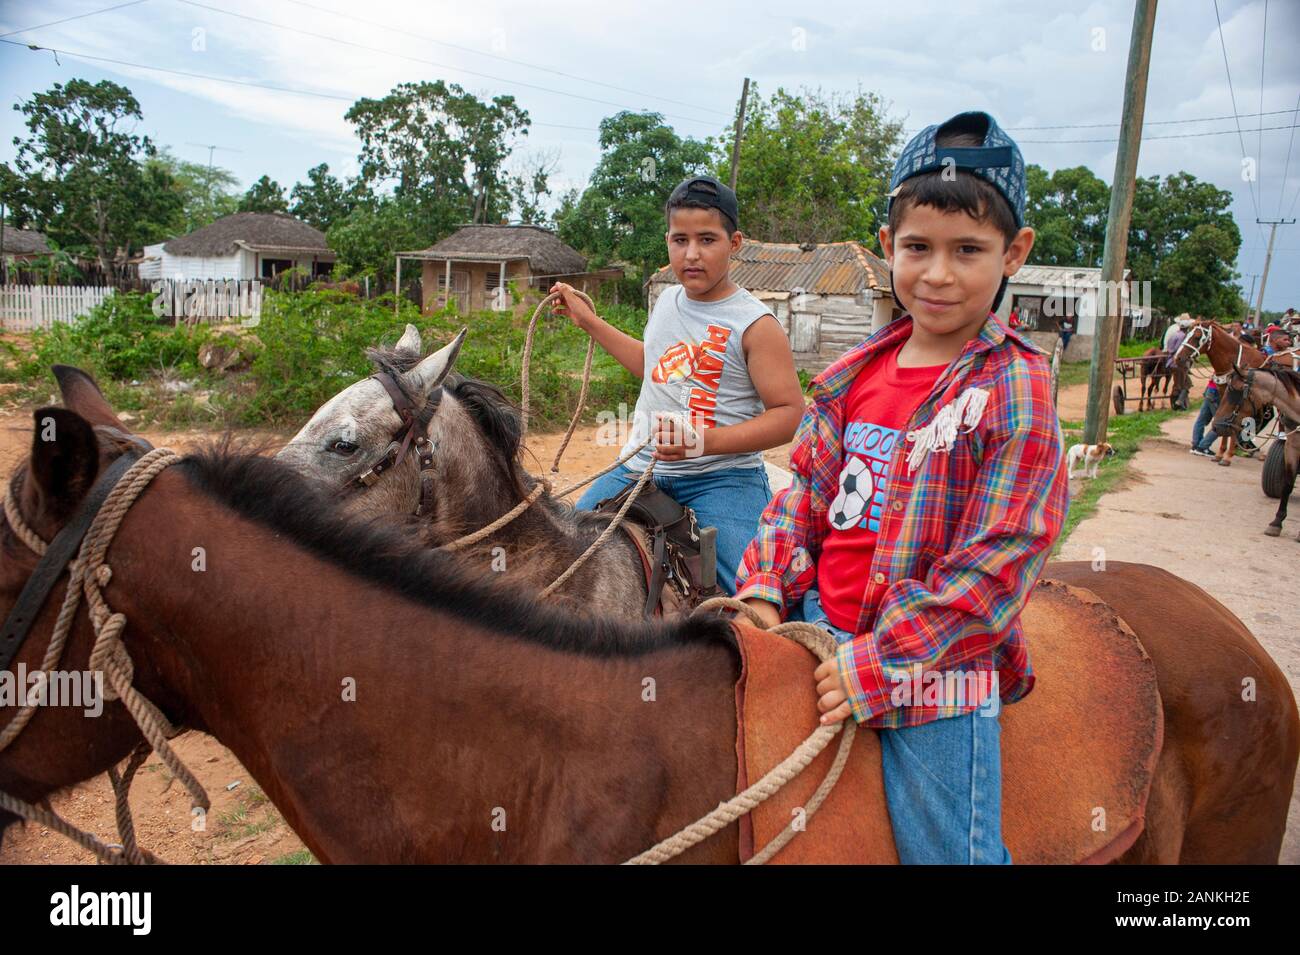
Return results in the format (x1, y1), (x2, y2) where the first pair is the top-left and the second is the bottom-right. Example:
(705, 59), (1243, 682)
(0, 447), (208, 865)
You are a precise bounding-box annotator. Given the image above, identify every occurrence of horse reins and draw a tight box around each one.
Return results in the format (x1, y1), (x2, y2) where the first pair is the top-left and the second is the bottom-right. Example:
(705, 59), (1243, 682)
(0, 439), (209, 864)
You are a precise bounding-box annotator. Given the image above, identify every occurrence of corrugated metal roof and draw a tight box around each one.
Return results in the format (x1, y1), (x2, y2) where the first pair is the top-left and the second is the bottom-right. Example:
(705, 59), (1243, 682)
(649, 238), (889, 295)
(1010, 264), (1131, 287)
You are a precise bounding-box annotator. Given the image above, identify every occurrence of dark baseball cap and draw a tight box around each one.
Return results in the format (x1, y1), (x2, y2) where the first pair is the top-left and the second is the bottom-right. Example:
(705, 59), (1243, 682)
(666, 175), (739, 232)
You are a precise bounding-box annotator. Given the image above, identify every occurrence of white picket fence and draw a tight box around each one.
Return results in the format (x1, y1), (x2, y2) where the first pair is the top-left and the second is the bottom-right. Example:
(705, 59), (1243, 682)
(0, 284), (116, 332)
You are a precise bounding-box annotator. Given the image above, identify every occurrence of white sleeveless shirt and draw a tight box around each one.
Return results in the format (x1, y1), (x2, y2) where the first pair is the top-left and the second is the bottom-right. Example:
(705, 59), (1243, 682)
(620, 284), (770, 475)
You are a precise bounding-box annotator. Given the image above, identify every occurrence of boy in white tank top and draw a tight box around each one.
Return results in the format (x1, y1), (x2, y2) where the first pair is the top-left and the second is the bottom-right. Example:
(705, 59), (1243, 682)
(551, 175), (803, 593)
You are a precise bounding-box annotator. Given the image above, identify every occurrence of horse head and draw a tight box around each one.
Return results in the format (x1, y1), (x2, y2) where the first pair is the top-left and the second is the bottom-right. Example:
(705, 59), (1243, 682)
(276, 326), (533, 540)
(0, 366), (169, 844)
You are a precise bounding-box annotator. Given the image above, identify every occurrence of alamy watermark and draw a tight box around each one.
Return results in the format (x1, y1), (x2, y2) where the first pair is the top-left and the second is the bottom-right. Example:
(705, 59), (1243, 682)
(1042, 277), (1154, 330)
(150, 279), (263, 326)
(0, 664), (104, 717)
(889, 664), (1001, 716)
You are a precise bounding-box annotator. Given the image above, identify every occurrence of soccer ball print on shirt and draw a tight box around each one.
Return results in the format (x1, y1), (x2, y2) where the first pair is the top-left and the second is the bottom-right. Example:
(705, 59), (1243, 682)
(828, 422), (901, 532)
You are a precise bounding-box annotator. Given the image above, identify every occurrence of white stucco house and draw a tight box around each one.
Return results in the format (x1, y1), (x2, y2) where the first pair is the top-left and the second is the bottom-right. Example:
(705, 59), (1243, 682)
(137, 212), (335, 282)
(997, 264), (1139, 360)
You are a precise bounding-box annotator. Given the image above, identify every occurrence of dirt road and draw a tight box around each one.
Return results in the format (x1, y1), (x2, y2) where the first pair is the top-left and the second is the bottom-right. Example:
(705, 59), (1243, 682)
(1057, 413), (1300, 864)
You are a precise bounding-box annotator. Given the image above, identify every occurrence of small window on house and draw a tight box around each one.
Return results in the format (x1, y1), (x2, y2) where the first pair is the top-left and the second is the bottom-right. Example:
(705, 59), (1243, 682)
(261, 258), (293, 278)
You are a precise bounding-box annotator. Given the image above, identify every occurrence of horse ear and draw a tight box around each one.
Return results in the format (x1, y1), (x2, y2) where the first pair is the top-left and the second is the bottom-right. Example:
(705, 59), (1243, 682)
(22, 407), (101, 532)
(395, 324), (422, 357)
(52, 365), (129, 432)
(402, 327), (467, 397)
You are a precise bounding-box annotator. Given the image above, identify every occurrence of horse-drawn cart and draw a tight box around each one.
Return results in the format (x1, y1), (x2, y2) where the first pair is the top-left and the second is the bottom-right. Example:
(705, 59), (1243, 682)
(1111, 352), (1189, 415)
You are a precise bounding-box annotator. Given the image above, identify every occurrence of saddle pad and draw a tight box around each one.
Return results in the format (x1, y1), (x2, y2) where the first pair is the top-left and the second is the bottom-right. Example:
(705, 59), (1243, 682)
(734, 579), (1163, 864)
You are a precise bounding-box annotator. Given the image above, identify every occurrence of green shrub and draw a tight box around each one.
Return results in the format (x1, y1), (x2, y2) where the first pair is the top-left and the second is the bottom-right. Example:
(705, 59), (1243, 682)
(24, 292), (212, 383)
(238, 288), (420, 424)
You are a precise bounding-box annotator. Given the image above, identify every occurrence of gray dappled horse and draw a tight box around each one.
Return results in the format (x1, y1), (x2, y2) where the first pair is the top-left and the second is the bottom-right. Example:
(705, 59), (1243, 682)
(276, 325), (649, 617)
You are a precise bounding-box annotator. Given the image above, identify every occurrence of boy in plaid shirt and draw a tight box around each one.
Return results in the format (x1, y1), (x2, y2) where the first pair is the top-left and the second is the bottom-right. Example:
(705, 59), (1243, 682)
(736, 112), (1069, 864)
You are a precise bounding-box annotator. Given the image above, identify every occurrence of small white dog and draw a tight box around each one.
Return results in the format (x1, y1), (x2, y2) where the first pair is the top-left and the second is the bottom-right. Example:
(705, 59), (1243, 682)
(1067, 442), (1115, 479)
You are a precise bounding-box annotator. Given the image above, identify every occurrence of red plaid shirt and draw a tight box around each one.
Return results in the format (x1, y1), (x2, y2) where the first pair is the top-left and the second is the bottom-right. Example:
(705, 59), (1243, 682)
(736, 314), (1068, 728)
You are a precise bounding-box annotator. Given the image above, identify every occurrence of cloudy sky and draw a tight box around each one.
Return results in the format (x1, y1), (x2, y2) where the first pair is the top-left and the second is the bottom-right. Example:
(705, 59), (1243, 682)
(2, 0), (1297, 310)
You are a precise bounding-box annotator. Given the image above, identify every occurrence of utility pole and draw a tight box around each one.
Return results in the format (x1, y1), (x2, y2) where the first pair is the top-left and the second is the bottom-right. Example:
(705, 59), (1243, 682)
(185, 143), (242, 226)
(1242, 274), (1258, 323)
(728, 77), (751, 192)
(1253, 218), (1295, 325)
(1084, 0), (1158, 446)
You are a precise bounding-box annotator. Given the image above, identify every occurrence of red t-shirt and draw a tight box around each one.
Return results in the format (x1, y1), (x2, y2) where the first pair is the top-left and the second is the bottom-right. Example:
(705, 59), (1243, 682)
(817, 340), (947, 632)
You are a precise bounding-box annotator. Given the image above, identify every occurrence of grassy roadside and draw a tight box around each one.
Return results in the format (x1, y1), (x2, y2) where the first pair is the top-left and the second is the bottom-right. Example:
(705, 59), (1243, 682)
(1054, 401), (1197, 553)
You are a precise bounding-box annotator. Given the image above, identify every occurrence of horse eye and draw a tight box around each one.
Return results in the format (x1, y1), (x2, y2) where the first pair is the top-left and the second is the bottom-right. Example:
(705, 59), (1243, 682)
(330, 440), (359, 455)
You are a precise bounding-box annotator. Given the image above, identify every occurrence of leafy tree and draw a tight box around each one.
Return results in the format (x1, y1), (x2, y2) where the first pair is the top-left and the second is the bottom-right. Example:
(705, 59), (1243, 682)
(1025, 164), (1109, 267)
(344, 80), (529, 233)
(239, 175), (289, 214)
(556, 111), (711, 281)
(1153, 222), (1241, 318)
(290, 163), (359, 232)
(327, 195), (434, 283)
(506, 148), (560, 225)
(1127, 172), (1239, 291)
(0, 79), (180, 270)
(144, 147), (240, 232)
(711, 85), (904, 246)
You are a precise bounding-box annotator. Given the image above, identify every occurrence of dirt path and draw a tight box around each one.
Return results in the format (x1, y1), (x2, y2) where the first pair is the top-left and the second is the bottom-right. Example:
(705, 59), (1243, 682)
(1056, 413), (1300, 864)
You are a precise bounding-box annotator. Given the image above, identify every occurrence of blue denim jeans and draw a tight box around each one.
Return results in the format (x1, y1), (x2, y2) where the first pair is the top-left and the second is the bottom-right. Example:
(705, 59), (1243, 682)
(575, 463), (772, 595)
(1192, 390), (1221, 451)
(794, 588), (1012, 865)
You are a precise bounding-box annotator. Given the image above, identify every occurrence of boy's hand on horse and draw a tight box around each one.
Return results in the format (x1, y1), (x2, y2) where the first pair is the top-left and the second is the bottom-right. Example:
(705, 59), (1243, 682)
(815, 658), (853, 725)
(652, 412), (706, 461)
(549, 282), (597, 331)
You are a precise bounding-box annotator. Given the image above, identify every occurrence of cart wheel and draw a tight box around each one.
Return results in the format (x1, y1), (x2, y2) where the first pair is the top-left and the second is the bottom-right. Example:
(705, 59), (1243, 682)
(1261, 440), (1289, 500)
(1112, 384), (1125, 416)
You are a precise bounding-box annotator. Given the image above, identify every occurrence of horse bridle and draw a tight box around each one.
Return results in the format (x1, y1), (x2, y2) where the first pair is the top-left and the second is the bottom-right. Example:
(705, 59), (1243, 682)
(0, 428), (153, 673)
(1175, 324), (1233, 385)
(346, 371), (442, 517)
(1217, 367), (1258, 438)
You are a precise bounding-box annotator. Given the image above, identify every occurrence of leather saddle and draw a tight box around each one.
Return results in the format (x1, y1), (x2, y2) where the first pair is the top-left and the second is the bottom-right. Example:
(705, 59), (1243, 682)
(594, 482), (721, 617)
(732, 579), (1164, 864)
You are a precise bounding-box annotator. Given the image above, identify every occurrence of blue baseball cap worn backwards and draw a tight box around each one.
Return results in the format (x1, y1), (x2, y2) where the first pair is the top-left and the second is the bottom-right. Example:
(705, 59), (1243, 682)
(888, 111), (1027, 227)
(886, 111), (1027, 315)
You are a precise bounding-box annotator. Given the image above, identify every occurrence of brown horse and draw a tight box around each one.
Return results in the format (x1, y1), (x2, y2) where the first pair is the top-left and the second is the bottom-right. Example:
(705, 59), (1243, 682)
(1174, 321), (1272, 462)
(1, 370), (1295, 862)
(1212, 364), (1300, 538)
(1136, 347), (1172, 412)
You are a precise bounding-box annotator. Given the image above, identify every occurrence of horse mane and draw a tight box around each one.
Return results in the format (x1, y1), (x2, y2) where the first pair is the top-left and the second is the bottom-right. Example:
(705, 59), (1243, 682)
(1261, 363), (1300, 400)
(174, 443), (735, 658)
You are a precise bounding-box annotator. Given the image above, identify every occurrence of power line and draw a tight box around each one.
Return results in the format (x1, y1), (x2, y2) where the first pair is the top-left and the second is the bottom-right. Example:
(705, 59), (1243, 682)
(1213, 0), (1262, 222)
(275, 0), (729, 120)
(998, 108), (1296, 132)
(1017, 120), (1299, 145)
(1257, 0), (1268, 207)
(172, 0), (721, 130)
(1276, 93), (1299, 218)
(0, 0), (151, 39)
(0, 37), (603, 131)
